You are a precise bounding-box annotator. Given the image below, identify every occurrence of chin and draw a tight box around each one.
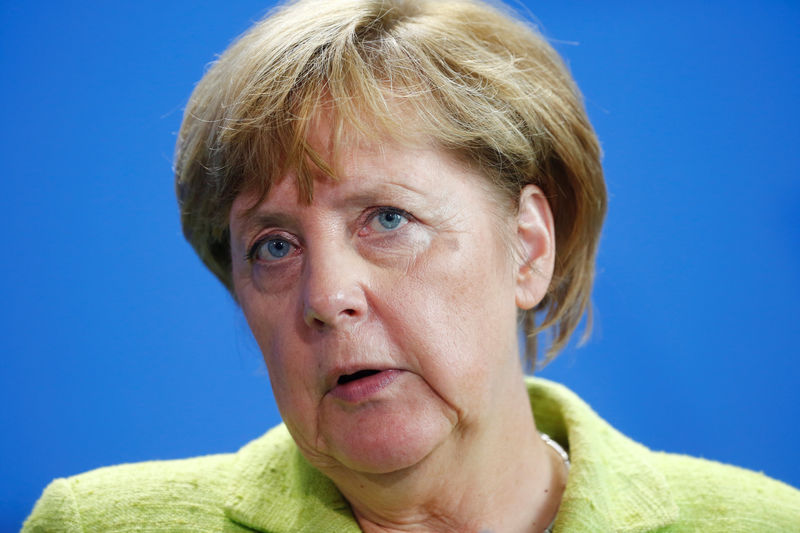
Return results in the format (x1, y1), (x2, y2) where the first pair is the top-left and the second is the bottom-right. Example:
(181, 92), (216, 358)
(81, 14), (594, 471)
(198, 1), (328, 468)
(321, 403), (455, 475)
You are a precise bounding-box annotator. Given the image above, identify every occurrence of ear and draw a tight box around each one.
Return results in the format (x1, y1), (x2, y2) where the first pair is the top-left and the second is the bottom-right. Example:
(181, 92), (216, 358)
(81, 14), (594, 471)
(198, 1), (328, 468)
(515, 185), (555, 310)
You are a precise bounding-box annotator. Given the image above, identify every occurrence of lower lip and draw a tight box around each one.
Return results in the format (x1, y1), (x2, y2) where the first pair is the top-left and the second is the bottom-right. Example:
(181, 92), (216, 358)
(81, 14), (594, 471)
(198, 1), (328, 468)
(330, 369), (402, 403)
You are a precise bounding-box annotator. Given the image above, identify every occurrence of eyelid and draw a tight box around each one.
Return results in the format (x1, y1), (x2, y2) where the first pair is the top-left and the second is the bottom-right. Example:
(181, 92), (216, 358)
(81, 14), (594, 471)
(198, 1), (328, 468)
(353, 206), (413, 238)
(365, 206), (413, 224)
(245, 231), (300, 263)
(243, 206), (414, 262)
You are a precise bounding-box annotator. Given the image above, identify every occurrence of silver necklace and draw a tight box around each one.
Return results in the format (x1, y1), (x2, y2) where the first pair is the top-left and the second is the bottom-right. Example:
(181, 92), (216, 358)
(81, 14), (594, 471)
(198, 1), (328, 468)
(539, 432), (569, 533)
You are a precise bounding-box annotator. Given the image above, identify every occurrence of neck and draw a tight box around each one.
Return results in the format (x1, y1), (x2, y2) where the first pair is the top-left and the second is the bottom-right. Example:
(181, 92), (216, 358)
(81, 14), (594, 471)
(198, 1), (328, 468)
(329, 378), (566, 533)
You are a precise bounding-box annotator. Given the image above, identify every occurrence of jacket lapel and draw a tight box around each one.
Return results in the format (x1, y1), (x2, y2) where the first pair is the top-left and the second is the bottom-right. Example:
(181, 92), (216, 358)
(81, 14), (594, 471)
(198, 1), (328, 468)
(530, 378), (680, 532)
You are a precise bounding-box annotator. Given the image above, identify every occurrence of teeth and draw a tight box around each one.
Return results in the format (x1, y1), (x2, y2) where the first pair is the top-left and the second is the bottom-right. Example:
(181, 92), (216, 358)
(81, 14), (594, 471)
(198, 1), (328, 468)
(338, 369), (380, 385)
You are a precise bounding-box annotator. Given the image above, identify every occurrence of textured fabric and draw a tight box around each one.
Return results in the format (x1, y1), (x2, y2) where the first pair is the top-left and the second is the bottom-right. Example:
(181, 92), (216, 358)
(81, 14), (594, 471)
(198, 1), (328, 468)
(531, 380), (800, 532)
(23, 378), (800, 532)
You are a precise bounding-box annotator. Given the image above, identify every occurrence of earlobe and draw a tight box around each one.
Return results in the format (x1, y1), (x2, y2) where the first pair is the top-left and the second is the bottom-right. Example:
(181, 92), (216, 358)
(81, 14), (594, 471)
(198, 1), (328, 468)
(515, 185), (555, 310)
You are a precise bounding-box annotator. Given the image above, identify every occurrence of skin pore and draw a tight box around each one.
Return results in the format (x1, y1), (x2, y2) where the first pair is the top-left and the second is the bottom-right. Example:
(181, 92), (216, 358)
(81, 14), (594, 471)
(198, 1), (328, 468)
(229, 114), (565, 532)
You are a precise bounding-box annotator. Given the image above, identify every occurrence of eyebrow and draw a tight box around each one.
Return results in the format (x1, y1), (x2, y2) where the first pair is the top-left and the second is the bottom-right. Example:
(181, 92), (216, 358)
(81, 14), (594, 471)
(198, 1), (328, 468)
(232, 211), (300, 244)
(337, 180), (428, 205)
(231, 179), (430, 238)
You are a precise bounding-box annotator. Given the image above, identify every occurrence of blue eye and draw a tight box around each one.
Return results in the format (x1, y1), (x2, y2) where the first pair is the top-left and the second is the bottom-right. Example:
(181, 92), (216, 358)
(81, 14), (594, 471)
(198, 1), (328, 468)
(251, 238), (293, 261)
(371, 209), (408, 232)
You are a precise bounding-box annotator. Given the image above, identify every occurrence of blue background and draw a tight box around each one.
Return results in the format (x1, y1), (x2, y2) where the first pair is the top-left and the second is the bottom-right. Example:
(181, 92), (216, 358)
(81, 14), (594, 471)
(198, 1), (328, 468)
(2, 1), (798, 530)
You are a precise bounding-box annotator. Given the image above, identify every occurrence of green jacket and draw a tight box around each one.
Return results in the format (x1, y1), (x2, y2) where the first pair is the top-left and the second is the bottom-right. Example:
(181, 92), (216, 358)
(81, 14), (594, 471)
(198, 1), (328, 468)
(23, 378), (800, 532)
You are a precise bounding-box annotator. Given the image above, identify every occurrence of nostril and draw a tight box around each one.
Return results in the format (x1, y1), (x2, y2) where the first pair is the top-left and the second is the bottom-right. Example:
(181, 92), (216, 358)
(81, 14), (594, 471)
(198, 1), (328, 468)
(303, 289), (366, 328)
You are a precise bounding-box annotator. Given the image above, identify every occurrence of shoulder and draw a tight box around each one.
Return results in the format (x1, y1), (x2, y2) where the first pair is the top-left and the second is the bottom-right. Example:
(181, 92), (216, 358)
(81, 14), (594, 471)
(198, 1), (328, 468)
(23, 451), (241, 532)
(649, 451), (800, 532)
(23, 424), (356, 533)
(526, 378), (800, 532)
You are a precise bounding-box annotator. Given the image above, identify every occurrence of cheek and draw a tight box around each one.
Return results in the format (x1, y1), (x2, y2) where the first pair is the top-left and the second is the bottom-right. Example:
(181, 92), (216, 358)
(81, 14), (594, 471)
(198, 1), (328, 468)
(238, 291), (298, 391)
(237, 289), (272, 350)
(382, 229), (518, 378)
(244, 304), (321, 437)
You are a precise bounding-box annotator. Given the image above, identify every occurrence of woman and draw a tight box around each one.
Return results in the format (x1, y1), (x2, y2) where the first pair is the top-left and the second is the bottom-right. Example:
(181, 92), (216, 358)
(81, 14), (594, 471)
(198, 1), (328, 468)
(24, 0), (800, 531)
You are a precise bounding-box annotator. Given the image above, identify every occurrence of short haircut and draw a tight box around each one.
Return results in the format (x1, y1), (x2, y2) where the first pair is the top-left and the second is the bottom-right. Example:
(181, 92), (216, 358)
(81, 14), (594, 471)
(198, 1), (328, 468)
(175, 0), (607, 364)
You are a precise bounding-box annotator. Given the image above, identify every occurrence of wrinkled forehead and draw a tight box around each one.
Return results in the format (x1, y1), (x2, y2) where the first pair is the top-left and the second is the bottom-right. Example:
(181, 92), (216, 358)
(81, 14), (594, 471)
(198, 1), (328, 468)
(304, 106), (419, 170)
(234, 98), (448, 213)
(228, 132), (513, 261)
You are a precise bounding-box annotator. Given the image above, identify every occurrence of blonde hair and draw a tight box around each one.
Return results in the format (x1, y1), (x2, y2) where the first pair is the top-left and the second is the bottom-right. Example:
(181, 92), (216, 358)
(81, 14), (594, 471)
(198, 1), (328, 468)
(175, 0), (606, 365)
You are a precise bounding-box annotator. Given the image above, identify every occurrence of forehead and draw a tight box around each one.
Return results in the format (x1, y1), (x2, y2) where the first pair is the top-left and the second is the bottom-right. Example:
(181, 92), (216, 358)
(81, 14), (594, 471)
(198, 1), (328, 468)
(228, 107), (512, 232)
(231, 135), (470, 218)
(235, 107), (414, 200)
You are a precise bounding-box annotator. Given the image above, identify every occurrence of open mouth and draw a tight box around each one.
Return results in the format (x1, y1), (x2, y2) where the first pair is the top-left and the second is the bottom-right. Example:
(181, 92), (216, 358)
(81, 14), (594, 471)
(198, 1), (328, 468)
(330, 368), (401, 402)
(337, 369), (381, 385)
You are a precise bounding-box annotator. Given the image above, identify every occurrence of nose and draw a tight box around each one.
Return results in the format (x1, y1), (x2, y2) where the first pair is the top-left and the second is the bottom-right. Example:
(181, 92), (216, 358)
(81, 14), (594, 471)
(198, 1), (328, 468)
(302, 246), (368, 329)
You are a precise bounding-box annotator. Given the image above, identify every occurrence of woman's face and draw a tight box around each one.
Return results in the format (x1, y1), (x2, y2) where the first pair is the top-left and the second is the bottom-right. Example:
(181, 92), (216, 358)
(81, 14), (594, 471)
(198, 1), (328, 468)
(229, 119), (546, 478)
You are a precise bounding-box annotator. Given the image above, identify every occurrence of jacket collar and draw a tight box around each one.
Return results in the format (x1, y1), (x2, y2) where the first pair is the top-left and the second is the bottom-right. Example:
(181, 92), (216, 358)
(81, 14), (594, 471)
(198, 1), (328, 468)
(531, 378), (679, 532)
(224, 423), (361, 533)
(224, 378), (678, 533)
